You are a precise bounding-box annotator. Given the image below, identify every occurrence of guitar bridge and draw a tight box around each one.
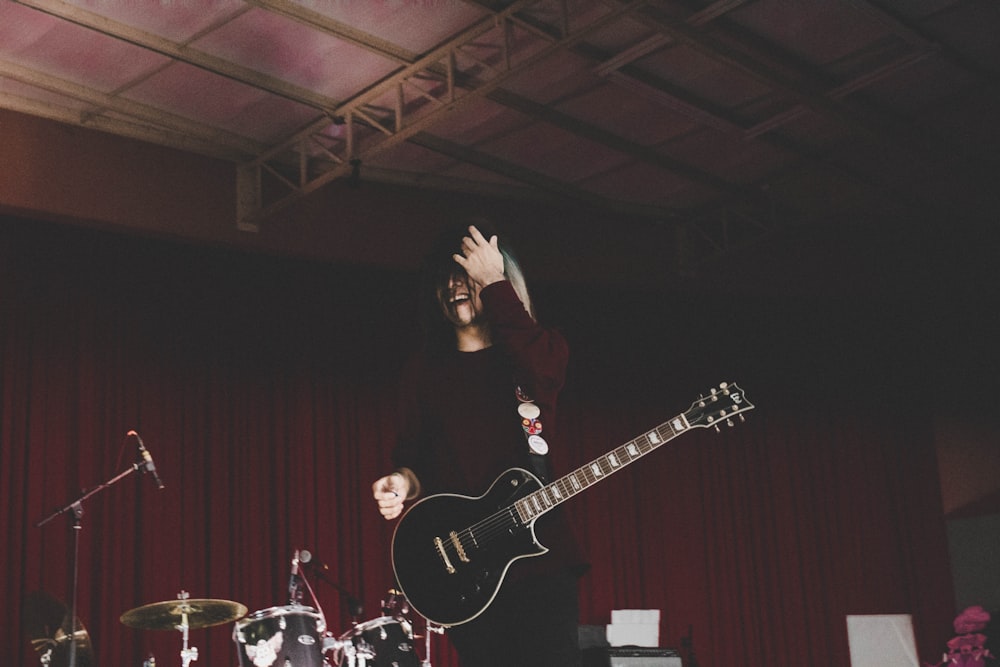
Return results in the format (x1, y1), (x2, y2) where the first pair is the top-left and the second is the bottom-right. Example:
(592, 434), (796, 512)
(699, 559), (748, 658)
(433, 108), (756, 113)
(433, 536), (456, 574)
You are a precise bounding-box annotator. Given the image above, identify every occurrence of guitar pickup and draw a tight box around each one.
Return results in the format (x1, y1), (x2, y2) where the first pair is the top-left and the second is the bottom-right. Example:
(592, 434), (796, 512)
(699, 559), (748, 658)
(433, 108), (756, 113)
(434, 536), (456, 574)
(450, 531), (470, 563)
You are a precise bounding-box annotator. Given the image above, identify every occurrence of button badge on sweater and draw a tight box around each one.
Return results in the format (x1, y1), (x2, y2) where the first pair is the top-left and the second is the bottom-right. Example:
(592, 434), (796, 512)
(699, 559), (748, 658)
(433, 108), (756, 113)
(515, 386), (547, 455)
(522, 418), (543, 435)
(528, 435), (549, 455)
(517, 402), (540, 420)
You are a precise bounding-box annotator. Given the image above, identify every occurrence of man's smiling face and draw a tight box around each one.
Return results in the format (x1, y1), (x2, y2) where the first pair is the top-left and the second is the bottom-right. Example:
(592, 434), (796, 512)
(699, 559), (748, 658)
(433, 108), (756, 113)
(438, 270), (483, 328)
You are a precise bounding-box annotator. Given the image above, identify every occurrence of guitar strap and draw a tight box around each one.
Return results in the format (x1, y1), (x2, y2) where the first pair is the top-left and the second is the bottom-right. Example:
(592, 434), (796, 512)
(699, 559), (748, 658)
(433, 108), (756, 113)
(515, 384), (550, 483)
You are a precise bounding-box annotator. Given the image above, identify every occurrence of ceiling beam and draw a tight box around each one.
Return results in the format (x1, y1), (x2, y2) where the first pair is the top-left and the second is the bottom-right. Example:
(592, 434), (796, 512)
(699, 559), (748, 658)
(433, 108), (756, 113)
(0, 89), (252, 161)
(0, 58), (263, 159)
(407, 131), (676, 219)
(483, 87), (765, 204)
(12, 0), (342, 112)
(632, 0), (981, 170)
(246, 0), (420, 65)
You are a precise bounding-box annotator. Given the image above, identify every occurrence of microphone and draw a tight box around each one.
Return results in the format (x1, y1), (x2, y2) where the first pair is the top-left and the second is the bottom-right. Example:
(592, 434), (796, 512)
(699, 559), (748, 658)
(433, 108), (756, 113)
(289, 550), (301, 604)
(129, 430), (165, 490)
(298, 549), (326, 570)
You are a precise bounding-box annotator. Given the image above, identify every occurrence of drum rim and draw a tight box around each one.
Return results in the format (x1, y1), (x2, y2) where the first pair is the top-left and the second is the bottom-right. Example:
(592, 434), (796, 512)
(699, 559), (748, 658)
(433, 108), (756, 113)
(338, 614), (409, 639)
(235, 604), (326, 633)
(330, 615), (417, 666)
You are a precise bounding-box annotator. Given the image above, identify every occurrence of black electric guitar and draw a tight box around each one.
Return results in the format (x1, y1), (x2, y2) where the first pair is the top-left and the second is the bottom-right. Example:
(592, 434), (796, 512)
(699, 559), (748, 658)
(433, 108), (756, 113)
(391, 382), (754, 627)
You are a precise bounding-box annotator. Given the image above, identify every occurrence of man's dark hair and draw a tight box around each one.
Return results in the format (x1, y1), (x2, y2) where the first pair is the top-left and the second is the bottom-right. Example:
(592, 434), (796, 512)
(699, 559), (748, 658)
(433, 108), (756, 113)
(419, 218), (534, 354)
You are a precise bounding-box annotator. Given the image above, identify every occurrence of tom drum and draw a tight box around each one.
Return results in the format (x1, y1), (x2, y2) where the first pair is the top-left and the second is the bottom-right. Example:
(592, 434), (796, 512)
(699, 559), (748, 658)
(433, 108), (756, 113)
(330, 615), (420, 667)
(233, 605), (326, 667)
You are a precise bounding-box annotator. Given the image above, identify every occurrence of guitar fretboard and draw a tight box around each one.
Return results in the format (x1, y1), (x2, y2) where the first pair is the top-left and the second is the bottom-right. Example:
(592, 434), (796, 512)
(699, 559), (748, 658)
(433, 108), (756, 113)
(514, 412), (690, 523)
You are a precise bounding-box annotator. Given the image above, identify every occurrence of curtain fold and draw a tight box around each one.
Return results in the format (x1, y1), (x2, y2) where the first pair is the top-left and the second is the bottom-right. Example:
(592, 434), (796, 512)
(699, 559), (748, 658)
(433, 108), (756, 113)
(1, 217), (954, 667)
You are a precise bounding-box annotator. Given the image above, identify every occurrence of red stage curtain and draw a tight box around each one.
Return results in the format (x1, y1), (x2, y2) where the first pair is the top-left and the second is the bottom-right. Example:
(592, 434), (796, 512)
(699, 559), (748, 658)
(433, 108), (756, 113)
(1, 217), (955, 667)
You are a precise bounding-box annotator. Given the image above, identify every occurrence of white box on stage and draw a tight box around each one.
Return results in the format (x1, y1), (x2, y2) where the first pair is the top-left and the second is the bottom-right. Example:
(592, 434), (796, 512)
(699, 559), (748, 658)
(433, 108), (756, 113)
(846, 614), (919, 667)
(607, 609), (660, 648)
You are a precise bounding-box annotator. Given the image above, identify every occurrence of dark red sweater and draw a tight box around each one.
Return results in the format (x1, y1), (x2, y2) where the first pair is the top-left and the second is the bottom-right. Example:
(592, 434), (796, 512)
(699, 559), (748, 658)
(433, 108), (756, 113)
(392, 280), (587, 579)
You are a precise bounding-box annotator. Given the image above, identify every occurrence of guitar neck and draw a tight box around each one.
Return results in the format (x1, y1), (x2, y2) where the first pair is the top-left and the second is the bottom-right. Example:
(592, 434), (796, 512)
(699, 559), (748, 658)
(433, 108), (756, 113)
(514, 411), (690, 524)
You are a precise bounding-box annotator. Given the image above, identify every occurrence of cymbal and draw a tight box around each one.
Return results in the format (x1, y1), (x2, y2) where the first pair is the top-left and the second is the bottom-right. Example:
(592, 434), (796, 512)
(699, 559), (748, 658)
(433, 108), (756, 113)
(120, 598), (248, 631)
(23, 591), (97, 667)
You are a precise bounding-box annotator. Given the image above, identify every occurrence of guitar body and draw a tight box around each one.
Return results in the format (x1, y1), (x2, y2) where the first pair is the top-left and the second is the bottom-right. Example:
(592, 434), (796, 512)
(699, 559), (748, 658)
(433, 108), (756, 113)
(392, 468), (546, 627)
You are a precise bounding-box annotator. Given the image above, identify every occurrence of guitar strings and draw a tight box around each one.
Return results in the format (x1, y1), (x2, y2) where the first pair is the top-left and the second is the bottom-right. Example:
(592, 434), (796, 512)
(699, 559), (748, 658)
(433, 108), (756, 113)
(439, 422), (685, 559)
(442, 438), (666, 558)
(429, 397), (749, 564)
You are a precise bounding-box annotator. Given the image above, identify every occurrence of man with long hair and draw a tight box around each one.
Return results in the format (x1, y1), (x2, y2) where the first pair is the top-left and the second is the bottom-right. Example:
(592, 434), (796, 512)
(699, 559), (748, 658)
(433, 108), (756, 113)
(372, 221), (586, 667)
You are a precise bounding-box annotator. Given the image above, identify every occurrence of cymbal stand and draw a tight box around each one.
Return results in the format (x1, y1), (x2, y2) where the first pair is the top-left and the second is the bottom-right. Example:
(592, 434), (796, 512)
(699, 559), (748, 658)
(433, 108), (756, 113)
(36, 460), (148, 667)
(421, 620), (444, 667)
(174, 592), (199, 667)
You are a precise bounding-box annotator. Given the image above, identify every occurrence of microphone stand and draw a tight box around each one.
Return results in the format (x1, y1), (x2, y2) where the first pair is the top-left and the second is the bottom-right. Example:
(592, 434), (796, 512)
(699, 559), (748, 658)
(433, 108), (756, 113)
(305, 564), (364, 620)
(36, 460), (150, 667)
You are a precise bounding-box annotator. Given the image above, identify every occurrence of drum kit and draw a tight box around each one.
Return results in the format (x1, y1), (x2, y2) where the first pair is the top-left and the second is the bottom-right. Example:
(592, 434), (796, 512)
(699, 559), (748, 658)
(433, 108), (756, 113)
(26, 552), (438, 667)
(29, 433), (433, 667)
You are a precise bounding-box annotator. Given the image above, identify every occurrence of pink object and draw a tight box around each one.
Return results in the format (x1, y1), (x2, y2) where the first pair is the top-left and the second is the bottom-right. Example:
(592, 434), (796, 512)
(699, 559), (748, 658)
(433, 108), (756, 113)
(955, 607), (992, 635)
(925, 607), (994, 667)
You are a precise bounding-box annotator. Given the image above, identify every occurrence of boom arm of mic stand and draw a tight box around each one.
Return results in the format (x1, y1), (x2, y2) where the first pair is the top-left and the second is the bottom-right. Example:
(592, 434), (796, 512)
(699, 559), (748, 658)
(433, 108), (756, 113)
(307, 566), (364, 618)
(36, 462), (143, 527)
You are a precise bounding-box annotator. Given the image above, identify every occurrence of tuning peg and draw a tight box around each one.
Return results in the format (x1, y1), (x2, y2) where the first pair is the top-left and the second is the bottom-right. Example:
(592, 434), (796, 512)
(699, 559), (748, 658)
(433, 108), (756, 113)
(738, 414), (745, 423)
(713, 424), (721, 433)
(726, 418), (734, 427)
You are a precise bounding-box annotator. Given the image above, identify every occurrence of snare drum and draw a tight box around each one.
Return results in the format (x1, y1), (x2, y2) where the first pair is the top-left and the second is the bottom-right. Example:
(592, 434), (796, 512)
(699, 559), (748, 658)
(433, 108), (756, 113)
(233, 605), (326, 667)
(331, 615), (420, 667)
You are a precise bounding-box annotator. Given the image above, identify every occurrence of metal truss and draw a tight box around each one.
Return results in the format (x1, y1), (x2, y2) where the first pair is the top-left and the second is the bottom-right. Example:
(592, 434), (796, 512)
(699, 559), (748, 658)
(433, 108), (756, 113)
(235, 0), (650, 230)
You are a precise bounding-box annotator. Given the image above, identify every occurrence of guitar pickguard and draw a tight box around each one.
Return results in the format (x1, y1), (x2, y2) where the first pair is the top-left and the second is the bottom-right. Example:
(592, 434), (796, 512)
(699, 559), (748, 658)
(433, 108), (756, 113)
(391, 468), (547, 626)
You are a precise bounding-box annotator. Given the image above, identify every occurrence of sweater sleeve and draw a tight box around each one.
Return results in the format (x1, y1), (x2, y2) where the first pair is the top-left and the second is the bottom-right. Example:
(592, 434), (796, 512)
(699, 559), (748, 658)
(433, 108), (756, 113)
(479, 280), (568, 399)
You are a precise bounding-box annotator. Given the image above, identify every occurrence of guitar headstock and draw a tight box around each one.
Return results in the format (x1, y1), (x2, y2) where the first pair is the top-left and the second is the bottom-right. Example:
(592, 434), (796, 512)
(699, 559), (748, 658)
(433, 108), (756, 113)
(684, 382), (754, 430)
